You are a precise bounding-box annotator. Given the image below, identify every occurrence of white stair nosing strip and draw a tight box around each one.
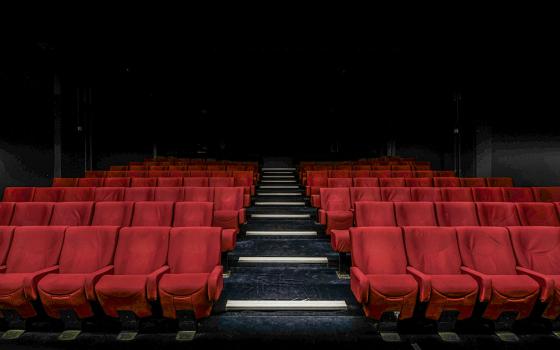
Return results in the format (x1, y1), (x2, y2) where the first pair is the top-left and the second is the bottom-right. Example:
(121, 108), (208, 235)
(237, 257), (328, 264)
(262, 172), (293, 175)
(226, 300), (347, 311)
(262, 175), (295, 178)
(251, 214), (311, 218)
(246, 231), (317, 236)
(259, 186), (299, 189)
(261, 180), (297, 183)
(257, 193), (302, 196)
(262, 168), (296, 171)
(255, 202), (306, 206)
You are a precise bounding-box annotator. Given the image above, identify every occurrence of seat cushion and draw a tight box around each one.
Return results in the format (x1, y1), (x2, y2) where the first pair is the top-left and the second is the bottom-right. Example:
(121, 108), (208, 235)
(159, 273), (209, 296)
(96, 275), (147, 298)
(368, 274), (417, 297)
(490, 275), (540, 298)
(38, 274), (86, 295)
(430, 275), (478, 298)
(0, 273), (28, 295)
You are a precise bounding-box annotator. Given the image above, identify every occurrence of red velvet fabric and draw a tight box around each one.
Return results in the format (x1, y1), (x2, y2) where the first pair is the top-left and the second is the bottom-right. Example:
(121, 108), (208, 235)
(183, 177), (209, 187)
(472, 187), (504, 202)
(0, 203), (15, 226)
(184, 187), (214, 202)
(330, 229), (351, 253)
(130, 177), (157, 187)
(486, 177), (513, 187)
(52, 178), (78, 187)
(476, 203), (521, 226)
(0, 226), (15, 265)
(460, 178), (486, 187)
(78, 178), (103, 187)
(502, 187), (535, 202)
(103, 177), (131, 187)
(350, 188), (381, 208)
(127, 171), (147, 178)
(154, 187), (184, 202)
(328, 178), (352, 188)
(410, 187), (442, 202)
(2, 187), (35, 202)
(380, 178), (406, 187)
(61, 187), (95, 202)
(148, 171), (170, 178)
(516, 203), (560, 226)
(354, 202), (396, 227)
(415, 171), (435, 178)
(131, 201), (174, 226)
(434, 177), (461, 187)
(405, 178), (433, 187)
(33, 188), (64, 202)
(157, 177), (183, 187)
(173, 202), (214, 227)
(11, 202), (55, 226)
(50, 202), (94, 226)
(91, 201), (134, 226)
(532, 187), (560, 202)
(93, 188), (125, 202)
(381, 187), (411, 202)
(441, 188), (474, 202)
(209, 177), (235, 187)
(124, 187), (155, 201)
(395, 202), (437, 226)
(353, 178), (379, 187)
(435, 202), (480, 226)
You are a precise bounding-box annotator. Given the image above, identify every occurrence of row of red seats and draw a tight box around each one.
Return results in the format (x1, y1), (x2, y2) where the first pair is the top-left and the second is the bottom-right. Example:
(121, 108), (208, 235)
(0, 226), (223, 322)
(110, 165), (256, 171)
(304, 170), (458, 187)
(351, 226), (559, 326)
(84, 170), (254, 182)
(299, 161), (432, 181)
(329, 201), (560, 253)
(0, 201), (238, 252)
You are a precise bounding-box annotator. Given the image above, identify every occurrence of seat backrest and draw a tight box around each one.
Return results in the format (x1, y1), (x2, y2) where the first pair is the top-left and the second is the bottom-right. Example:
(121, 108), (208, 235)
(50, 202), (94, 226)
(441, 188), (474, 202)
(157, 177), (183, 187)
(167, 227), (221, 273)
(370, 170), (391, 178)
(320, 188), (351, 211)
(435, 202), (479, 226)
(233, 171), (253, 187)
(414, 171), (435, 178)
(405, 178), (433, 187)
(105, 171), (127, 178)
(148, 170), (170, 178)
(0, 203), (15, 225)
(214, 187), (244, 210)
(354, 201), (396, 226)
(515, 203), (560, 226)
(350, 227), (407, 274)
(127, 170), (147, 178)
(502, 187), (534, 202)
(395, 202), (437, 226)
(472, 187), (504, 202)
(173, 202), (214, 227)
(130, 177), (157, 187)
(131, 201), (174, 226)
(329, 170), (351, 178)
(392, 171), (414, 178)
(33, 188), (64, 202)
(209, 177), (235, 187)
(169, 170), (189, 178)
(437, 171), (456, 177)
(207, 165), (226, 171)
(11, 202), (54, 225)
(0, 226), (15, 265)
(59, 226), (119, 273)
(78, 178), (103, 187)
(189, 170), (209, 177)
(353, 178), (379, 187)
(52, 178), (78, 187)
(124, 187), (155, 201)
(433, 177), (461, 187)
(328, 178), (352, 188)
(532, 187), (560, 202)
(350, 187), (381, 207)
(110, 166), (128, 171)
(154, 187), (184, 201)
(2, 187), (35, 202)
(391, 165), (411, 171)
(460, 178), (486, 187)
(380, 187), (411, 202)
(380, 178), (406, 187)
(61, 187), (95, 202)
(351, 170), (371, 178)
(94, 187), (125, 201)
(403, 227), (462, 274)
(183, 177), (209, 187)
(410, 187), (442, 202)
(456, 227), (517, 275)
(486, 177), (513, 187)
(209, 171), (231, 178)
(103, 177), (131, 187)
(129, 166), (147, 171)
(92, 201), (134, 226)
(6, 226), (66, 273)
(113, 227), (169, 274)
(476, 202), (520, 226)
(509, 226), (560, 274)
(183, 187), (214, 202)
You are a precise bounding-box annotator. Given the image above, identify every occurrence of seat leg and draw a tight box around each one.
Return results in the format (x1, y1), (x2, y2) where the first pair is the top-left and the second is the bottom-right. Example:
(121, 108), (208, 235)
(494, 311), (519, 342)
(176, 310), (197, 341)
(437, 310), (460, 342)
(378, 311), (401, 342)
(116, 311), (139, 341)
(58, 310), (83, 341)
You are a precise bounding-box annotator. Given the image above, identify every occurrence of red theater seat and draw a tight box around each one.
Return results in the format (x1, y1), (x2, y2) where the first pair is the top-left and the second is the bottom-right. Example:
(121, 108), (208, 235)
(173, 202), (213, 227)
(353, 178), (379, 187)
(157, 177), (183, 187)
(460, 178), (486, 187)
(127, 171), (147, 178)
(486, 177), (514, 187)
(94, 187), (125, 202)
(405, 178), (433, 187)
(103, 178), (131, 187)
(37, 226), (119, 319)
(33, 188), (64, 202)
(124, 187), (155, 201)
(183, 177), (209, 187)
(131, 202), (174, 226)
(380, 178), (406, 187)
(209, 177), (234, 187)
(472, 187), (504, 202)
(52, 178), (78, 187)
(149, 166), (168, 171)
(209, 171), (231, 178)
(319, 188), (352, 235)
(355, 201), (396, 226)
(392, 171), (414, 178)
(148, 171), (170, 178)
(456, 227), (539, 320)
(2, 187), (35, 202)
(0, 226), (65, 318)
(350, 227), (417, 320)
(207, 165), (226, 171)
(328, 178), (352, 188)
(169, 170), (189, 178)
(0, 203), (15, 225)
(351, 170), (371, 178)
(434, 177), (461, 187)
(189, 170), (209, 177)
(130, 177), (157, 187)
(437, 171), (456, 177)
(11, 202), (54, 226)
(502, 188), (535, 202)
(476, 203), (521, 226)
(106, 171), (127, 178)
(370, 170), (391, 178)
(91, 202), (134, 226)
(61, 187), (95, 202)
(184, 187), (214, 202)
(391, 165), (411, 171)
(159, 227), (223, 319)
(154, 187), (184, 202)
(415, 171), (435, 178)
(380, 187), (411, 202)
(129, 166), (147, 171)
(0, 226), (15, 264)
(403, 227), (478, 320)
(78, 178), (103, 187)
(515, 203), (560, 226)
(50, 202), (94, 226)
(350, 187), (381, 207)
(329, 170), (351, 178)
(95, 227), (169, 318)
(410, 187), (442, 202)
(435, 202), (479, 226)
(395, 202), (437, 226)
(532, 187), (560, 202)
(213, 187), (245, 231)
(110, 166), (128, 171)
(441, 188), (474, 202)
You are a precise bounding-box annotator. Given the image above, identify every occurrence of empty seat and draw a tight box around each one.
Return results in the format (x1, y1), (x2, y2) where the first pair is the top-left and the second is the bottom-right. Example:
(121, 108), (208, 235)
(410, 187), (442, 202)
(105, 171), (127, 178)
(435, 202), (479, 226)
(379, 178), (406, 187)
(183, 177), (209, 187)
(209, 177), (234, 187)
(189, 170), (209, 177)
(129, 166), (146, 171)
(50, 202), (94, 226)
(61, 187), (95, 202)
(213, 187), (245, 230)
(403, 227), (478, 321)
(349, 227), (417, 320)
(148, 171), (170, 178)
(184, 187), (214, 202)
(460, 178), (486, 187)
(0, 226), (65, 318)
(11, 202), (55, 226)
(149, 166), (168, 171)
(209, 171), (231, 178)
(159, 227), (223, 319)
(476, 202), (521, 226)
(516, 203), (560, 226)
(127, 171), (147, 178)
(350, 187), (381, 207)
(437, 171), (456, 177)
(33, 188), (64, 202)
(392, 171), (414, 178)
(95, 227), (169, 318)
(441, 188), (474, 202)
(456, 227), (539, 320)
(370, 170), (391, 178)
(2, 187), (35, 202)
(405, 178), (433, 187)
(91, 202), (134, 226)
(52, 178), (78, 187)
(124, 187), (155, 201)
(353, 178), (379, 187)
(354, 202), (396, 226)
(131, 201), (174, 226)
(157, 177), (183, 187)
(37, 226), (119, 319)
(330, 170), (351, 178)
(319, 188), (353, 234)
(84, 171), (105, 178)
(502, 187), (535, 202)
(328, 178), (352, 188)
(434, 177), (461, 187)
(0, 226), (15, 264)
(110, 166), (128, 171)
(0, 203), (15, 225)
(207, 165), (225, 171)
(173, 202), (214, 227)
(306, 172), (328, 196)
(415, 171), (435, 178)
(395, 202), (437, 226)
(472, 187), (504, 202)
(169, 170), (189, 178)
(380, 187), (411, 202)
(78, 178), (103, 187)
(351, 170), (371, 178)
(391, 165), (412, 171)
(532, 187), (560, 202)
(130, 177), (157, 187)
(93, 187), (125, 202)
(103, 177), (131, 187)
(486, 177), (513, 187)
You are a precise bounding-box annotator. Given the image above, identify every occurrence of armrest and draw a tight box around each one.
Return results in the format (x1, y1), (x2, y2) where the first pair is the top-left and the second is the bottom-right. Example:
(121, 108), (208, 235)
(84, 265), (114, 301)
(207, 265), (224, 301)
(461, 266), (492, 302)
(350, 267), (369, 304)
(306, 186), (311, 196)
(406, 266), (431, 302)
(326, 210), (354, 232)
(23, 265), (59, 300)
(318, 209), (326, 224)
(311, 195), (321, 208)
(146, 265), (170, 301)
(0, 265), (6, 273)
(239, 208), (246, 224)
(516, 266), (554, 302)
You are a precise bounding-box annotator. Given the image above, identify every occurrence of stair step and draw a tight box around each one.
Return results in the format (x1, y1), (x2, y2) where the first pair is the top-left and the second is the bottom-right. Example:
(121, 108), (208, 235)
(245, 231), (317, 236)
(261, 180), (297, 183)
(251, 214), (311, 219)
(254, 202), (306, 206)
(259, 186), (300, 189)
(262, 171), (294, 175)
(257, 192), (302, 196)
(262, 168), (296, 171)
(237, 257), (328, 264)
(261, 175), (295, 178)
(225, 300), (347, 311)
